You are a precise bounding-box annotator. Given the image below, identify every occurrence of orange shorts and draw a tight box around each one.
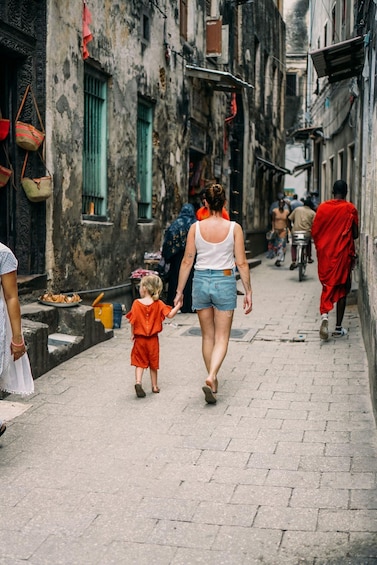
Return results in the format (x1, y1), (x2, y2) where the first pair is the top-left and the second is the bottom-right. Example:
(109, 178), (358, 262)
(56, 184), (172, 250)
(130, 335), (159, 369)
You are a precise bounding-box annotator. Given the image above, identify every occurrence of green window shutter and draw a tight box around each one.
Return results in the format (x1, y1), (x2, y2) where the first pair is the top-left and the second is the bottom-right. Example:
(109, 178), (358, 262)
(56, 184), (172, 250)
(83, 68), (107, 218)
(137, 100), (153, 220)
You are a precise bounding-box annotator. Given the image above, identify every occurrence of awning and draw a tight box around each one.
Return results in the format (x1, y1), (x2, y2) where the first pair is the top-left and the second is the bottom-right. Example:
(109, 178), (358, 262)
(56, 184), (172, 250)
(292, 161), (313, 176)
(186, 65), (254, 92)
(290, 126), (323, 140)
(256, 155), (290, 175)
(310, 36), (365, 84)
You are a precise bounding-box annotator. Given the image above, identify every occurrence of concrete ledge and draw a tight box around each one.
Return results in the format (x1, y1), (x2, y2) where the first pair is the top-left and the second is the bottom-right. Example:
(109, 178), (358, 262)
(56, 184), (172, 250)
(21, 302), (113, 380)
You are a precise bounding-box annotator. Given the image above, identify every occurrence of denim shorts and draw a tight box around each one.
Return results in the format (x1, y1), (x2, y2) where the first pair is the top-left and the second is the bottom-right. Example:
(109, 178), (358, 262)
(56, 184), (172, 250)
(192, 269), (237, 311)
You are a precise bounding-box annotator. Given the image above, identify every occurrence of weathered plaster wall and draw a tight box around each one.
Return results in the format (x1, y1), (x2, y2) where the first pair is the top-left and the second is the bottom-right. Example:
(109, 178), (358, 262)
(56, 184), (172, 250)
(357, 5), (377, 421)
(243, 0), (286, 242)
(45, 0), (191, 292)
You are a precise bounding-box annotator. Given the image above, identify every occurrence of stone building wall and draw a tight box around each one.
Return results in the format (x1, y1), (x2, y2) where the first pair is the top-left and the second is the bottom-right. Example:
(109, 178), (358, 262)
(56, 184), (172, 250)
(45, 0), (193, 292)
(1, 0), (286, 293)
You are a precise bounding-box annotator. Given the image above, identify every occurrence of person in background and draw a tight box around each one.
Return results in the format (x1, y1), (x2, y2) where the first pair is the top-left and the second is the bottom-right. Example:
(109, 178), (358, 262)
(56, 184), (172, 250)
(309, 191), (320, 210)
(288, 198), (316, 270)
(271, 197), (291, 267)
(126, 275), (180, 397)
(196, 188), (230, 220)
(311, 180), (359, 340)
(269, 192), (291, 217)
(162, 203), (197, 313)
(0, 242), (31, 397)
(290, 194), (304, 211)
(174, 183), (252, 405)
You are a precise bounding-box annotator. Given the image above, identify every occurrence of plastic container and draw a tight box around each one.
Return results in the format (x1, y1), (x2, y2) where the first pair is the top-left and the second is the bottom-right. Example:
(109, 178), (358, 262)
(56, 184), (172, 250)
(112, 303), (123, 329)
(92, 293), (113, 330)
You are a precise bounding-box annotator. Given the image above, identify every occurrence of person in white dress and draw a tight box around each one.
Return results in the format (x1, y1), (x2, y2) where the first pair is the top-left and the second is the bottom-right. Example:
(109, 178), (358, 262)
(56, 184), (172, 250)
(0, 242), (33, 401)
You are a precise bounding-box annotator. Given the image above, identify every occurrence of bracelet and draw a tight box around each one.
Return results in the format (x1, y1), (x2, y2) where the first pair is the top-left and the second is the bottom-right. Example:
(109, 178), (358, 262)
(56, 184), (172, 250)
(11, 339), (25, 348)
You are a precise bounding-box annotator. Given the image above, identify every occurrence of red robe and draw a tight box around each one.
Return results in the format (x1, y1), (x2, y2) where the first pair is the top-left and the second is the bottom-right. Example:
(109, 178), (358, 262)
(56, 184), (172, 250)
(311, 199), (358, 313)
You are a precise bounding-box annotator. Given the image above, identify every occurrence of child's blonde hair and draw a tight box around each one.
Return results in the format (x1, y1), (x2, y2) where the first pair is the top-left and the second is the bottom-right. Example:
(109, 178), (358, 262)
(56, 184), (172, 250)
(140, 274), (163, 301)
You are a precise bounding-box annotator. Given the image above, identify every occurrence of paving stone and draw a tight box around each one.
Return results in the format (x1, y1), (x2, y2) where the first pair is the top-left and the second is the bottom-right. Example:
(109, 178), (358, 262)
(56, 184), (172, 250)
(290, 487), (349, 508)
(254, 505), (318, 531)
(231, 485), (291, 506)
(318, 509), (377, 532)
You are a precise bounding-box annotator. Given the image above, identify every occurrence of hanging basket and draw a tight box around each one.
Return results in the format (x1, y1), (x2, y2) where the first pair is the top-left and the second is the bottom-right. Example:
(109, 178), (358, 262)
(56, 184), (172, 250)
(0, 118), (10, 142)
(0, 165), (12, 188)
(15, 85), (45, 152)
(15, 121), (45, 151)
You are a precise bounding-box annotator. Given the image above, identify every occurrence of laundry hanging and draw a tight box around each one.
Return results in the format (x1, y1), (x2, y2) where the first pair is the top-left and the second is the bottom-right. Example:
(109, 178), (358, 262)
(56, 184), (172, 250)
(82, 1), (93, 60)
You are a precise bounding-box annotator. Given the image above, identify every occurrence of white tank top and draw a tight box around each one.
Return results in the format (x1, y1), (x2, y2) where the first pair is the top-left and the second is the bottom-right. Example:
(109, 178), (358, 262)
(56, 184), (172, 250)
(195, 221), (236, 270)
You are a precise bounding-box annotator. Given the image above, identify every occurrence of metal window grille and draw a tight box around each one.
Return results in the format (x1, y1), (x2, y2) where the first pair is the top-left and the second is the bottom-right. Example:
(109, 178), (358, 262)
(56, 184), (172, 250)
(137, 101), (152, 220)
(83, 70), (107, 217)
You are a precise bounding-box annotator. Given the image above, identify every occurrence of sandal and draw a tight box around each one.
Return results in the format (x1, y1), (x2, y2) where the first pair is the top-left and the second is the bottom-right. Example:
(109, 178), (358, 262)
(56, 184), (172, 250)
(152, 386), (160, 393)
(0, 422), (6, 437)
(135, 383), (146, 398)
(202, 385), (217, 404)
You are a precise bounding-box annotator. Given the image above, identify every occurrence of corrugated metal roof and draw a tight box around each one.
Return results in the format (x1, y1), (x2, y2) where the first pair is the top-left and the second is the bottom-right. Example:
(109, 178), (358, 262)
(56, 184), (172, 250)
(255, 155), (290, 175)
(186, 65), (254, 91)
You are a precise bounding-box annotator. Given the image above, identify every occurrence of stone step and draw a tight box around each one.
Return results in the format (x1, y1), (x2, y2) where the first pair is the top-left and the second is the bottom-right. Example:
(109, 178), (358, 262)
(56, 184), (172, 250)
(20, 303), (113, 380)
(48, 332), (83, 349)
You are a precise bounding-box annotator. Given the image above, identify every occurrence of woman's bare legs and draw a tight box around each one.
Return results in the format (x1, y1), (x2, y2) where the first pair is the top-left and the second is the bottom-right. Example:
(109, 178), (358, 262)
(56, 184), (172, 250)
(197, 307), (234, 392)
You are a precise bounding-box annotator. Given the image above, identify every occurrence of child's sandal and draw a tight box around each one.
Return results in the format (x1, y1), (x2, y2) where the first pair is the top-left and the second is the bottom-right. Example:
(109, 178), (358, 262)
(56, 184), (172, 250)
(135, 383), (146, 397)
(152, 386), (160, 393)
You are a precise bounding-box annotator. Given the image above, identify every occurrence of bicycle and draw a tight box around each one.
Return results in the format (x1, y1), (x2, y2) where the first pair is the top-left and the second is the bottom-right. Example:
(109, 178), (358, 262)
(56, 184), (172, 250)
(292, 231), (310, 282)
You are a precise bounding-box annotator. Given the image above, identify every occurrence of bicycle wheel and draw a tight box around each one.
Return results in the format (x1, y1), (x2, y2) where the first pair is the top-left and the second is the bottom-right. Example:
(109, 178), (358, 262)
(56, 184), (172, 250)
(299, 246), (307, 282)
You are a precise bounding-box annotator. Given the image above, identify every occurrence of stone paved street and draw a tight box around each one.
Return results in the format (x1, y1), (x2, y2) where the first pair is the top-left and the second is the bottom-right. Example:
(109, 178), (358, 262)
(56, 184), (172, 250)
(1, 250), (377, 564)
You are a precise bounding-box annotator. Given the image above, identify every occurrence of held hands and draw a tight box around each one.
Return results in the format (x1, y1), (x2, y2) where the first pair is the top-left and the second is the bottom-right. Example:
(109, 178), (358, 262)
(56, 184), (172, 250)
(174, 291), (184, 310)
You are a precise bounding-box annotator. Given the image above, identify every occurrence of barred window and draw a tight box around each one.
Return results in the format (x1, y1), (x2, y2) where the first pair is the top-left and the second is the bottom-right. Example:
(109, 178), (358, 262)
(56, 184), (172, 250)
(82, 66), (107, 219)
(286, 73), (297, 97)
(137, 99), (153, 221)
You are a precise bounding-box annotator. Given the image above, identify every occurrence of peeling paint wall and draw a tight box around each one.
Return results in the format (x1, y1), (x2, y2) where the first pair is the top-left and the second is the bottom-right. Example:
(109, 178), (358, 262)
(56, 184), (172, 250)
(243, 0), (286, 247)
(45, 0), (192, 292)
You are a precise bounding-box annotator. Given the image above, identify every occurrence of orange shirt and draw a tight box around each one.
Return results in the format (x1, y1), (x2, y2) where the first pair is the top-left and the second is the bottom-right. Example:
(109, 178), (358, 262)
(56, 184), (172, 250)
(196, 207), (230, 220)
(126, 299), (172, 336)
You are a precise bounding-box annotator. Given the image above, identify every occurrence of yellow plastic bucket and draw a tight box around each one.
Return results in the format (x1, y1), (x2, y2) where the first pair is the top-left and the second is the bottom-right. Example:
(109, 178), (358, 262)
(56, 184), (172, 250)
(92, 293), (114, 330)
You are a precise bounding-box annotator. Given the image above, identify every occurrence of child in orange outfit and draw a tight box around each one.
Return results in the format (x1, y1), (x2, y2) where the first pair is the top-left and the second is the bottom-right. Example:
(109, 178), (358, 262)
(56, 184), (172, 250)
(126, 274), (180, 397)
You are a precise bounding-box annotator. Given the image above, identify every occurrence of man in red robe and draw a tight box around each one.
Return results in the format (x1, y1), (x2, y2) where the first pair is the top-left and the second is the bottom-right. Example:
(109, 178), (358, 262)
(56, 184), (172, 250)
(311, 180), (358, 340)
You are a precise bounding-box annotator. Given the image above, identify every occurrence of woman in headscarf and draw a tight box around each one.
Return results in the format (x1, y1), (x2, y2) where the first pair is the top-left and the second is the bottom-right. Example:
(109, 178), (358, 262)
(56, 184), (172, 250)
(162, 203), (197, 312)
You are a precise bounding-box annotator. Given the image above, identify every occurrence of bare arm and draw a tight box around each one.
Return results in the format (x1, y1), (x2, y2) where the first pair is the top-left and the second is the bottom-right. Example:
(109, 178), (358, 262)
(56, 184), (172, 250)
(167, 303), (181, 318)
(234, 224), (252, 315)
(174, 224), (196, 309)
(2, 271), (26, 360)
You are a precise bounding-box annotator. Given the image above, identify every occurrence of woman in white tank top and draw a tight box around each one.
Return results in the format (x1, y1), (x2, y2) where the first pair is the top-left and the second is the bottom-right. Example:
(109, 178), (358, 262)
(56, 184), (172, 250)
(175, 184), (253, 404)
